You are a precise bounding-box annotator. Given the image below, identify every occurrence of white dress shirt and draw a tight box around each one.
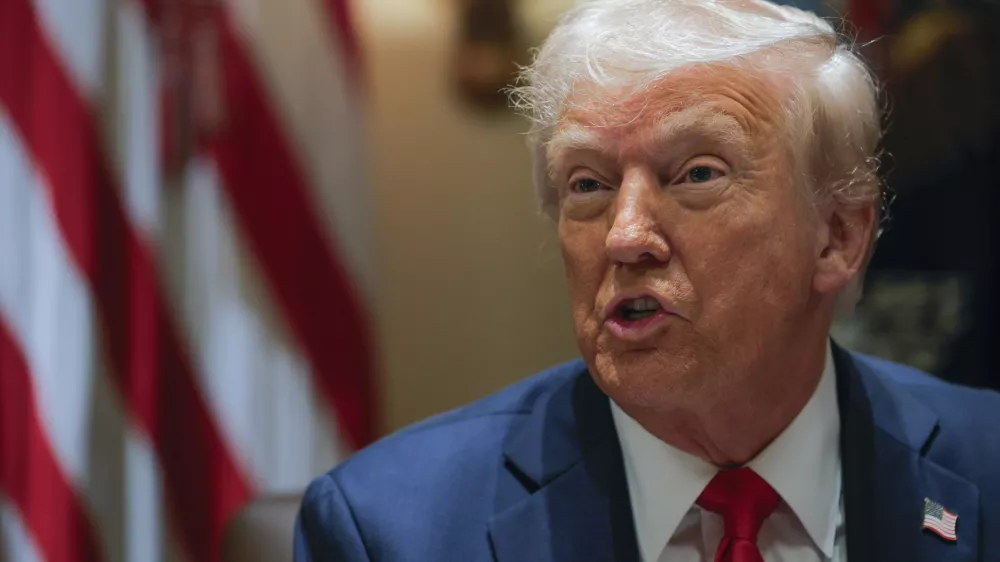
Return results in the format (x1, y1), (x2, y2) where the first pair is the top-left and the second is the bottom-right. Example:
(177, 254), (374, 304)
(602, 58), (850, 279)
(611, 343), (846, 562)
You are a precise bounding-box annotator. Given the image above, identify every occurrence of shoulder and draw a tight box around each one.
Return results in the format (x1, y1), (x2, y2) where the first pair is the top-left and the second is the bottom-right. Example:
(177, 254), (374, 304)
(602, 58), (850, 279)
(333, 358), (586, 483)
(850, 352), (1000, 472)
(297, 360), (586, 558)
(852, 352), (1000, 427)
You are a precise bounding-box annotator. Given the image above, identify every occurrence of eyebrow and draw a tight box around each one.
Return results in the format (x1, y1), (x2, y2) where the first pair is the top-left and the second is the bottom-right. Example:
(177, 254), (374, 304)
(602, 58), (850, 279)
(547, 127), (608, 164)
(649, 107), (749, 149)
(546, 107), (751, 175)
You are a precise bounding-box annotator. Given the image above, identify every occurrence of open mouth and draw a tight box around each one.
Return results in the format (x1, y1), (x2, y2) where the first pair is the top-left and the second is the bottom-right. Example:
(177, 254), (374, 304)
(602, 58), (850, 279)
(615, 296), (662, 322)
(603, 293), (675, 341)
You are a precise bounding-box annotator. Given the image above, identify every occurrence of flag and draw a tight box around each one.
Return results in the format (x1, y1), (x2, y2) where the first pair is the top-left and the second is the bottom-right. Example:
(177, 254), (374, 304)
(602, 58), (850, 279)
(0, 0), (375, 560)
(923, 498), (959, 541)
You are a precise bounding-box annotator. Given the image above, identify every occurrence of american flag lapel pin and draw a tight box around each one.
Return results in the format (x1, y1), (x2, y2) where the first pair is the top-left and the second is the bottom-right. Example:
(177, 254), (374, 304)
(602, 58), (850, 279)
(923, 498), (958, 542)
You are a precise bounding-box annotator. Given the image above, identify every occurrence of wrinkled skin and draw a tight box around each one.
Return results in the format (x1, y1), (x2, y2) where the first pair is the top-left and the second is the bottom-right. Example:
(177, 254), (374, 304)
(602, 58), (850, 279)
(551, 64), (875, 465)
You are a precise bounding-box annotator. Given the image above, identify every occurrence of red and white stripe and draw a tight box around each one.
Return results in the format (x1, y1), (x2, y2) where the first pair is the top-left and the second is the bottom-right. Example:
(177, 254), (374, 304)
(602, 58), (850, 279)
(0, 0), (374, 560)
(923, 507), (958, 541)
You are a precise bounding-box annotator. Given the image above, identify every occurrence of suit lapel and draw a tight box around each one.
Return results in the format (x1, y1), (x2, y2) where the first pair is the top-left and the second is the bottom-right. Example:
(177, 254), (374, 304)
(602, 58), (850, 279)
(489, 369), (639, 562)
(835, 344), (877, 562)
(835, 345), (980, 562)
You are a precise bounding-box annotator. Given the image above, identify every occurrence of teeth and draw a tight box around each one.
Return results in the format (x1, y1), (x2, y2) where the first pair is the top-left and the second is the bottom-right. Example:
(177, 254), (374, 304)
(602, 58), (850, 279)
(627, 297), (660, 312)
(615, 296), (662, 322)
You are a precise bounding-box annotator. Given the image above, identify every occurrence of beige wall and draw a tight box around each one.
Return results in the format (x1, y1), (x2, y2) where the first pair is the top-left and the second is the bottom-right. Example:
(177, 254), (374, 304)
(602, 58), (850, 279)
(356, 0), (581, 433)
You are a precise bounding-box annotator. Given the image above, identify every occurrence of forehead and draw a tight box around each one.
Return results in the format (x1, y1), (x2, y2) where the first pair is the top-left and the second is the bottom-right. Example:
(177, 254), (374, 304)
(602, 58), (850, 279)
(549, 64), (787, 157)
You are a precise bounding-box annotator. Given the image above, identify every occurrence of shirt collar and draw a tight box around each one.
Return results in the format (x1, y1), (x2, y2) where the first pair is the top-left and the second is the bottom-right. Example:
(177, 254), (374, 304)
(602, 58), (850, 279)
(748, 341), (841, 558)
(611, 400), (716, 562)
(611, 341), (841, 562)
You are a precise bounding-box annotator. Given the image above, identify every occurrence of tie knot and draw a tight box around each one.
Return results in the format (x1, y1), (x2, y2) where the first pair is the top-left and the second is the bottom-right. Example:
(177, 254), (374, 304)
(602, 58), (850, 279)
(696, 467), (780, 541)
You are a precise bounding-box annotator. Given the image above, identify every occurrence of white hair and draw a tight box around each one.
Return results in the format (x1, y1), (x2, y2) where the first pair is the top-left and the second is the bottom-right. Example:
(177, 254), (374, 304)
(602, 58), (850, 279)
(511, 0), (885, 314)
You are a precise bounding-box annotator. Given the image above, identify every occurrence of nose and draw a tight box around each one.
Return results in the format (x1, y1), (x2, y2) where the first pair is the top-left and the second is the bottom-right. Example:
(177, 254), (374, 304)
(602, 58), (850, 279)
(605, 172), (670, 265)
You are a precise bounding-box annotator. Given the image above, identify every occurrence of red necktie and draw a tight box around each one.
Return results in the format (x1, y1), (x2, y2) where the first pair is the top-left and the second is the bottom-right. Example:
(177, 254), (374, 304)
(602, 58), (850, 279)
(696, 467), (781, 562)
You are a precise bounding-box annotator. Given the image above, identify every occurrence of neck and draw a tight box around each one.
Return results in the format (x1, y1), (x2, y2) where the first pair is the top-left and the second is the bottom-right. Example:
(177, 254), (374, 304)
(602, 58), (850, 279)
(626, 322), (832, 467)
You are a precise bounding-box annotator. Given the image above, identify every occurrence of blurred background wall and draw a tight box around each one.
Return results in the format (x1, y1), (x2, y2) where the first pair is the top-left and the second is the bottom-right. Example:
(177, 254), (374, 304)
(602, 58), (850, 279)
(355, 0), (579, 432)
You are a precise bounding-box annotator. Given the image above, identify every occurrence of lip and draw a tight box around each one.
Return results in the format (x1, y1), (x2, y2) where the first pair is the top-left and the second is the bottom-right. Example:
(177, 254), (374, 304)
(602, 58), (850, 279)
(602, 290), (681, 342)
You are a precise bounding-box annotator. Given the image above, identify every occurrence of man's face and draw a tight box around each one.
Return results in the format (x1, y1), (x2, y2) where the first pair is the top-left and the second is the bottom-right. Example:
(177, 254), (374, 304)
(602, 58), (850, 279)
(553, 65), (826, 413)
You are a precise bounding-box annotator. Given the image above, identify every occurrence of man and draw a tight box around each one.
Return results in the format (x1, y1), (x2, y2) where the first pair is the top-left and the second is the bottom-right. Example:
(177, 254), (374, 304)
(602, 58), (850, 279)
(294, 0), (1000, 560)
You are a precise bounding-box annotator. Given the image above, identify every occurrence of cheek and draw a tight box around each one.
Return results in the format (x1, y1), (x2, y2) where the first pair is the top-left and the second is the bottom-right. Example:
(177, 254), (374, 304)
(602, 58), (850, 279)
(681, 198), (814, 322)
(558, 218), (608, 312)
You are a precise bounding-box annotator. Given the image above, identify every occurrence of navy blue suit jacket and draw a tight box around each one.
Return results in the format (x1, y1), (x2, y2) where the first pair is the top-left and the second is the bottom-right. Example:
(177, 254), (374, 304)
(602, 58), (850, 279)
(294, 346), (1000, 561)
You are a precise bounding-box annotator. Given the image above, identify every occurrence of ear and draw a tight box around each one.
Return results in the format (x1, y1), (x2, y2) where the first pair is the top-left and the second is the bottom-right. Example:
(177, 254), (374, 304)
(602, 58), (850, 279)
(813, 203), (877, 296)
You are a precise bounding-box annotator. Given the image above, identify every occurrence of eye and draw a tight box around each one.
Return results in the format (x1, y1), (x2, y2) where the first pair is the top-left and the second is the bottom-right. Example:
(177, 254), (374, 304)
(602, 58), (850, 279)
(686, 166), (718, 183)
(572, 178), (603, 193)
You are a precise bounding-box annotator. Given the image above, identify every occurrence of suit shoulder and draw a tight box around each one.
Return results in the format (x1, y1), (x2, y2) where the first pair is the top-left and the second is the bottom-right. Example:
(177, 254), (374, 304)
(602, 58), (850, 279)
(852, 352), (1000, 419)
(303, 360), (585, 559)
(852, 353), (1000, 472)
(325, 359), (585, 490)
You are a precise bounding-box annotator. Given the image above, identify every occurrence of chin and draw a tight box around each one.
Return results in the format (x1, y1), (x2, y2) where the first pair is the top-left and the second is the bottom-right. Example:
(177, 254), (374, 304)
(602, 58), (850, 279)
(587, 344), (702, 411)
